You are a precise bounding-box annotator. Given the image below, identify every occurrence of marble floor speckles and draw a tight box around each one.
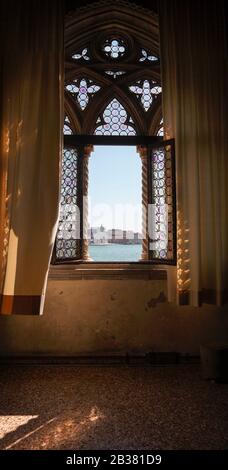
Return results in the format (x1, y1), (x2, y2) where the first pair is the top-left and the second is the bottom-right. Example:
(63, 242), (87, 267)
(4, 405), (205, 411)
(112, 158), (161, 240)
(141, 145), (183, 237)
(0, 365), (227, 450)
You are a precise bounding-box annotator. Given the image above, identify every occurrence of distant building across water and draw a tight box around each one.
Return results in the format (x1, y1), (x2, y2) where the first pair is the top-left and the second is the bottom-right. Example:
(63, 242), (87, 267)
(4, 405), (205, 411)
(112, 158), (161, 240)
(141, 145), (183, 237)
(89, 226), (142, 245)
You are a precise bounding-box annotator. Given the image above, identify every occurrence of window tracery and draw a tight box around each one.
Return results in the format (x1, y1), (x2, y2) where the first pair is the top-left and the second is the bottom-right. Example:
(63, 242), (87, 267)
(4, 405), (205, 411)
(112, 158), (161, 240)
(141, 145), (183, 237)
(95, 99), (136, 136)
(63, 124), (73, 134)
(102, 38), (126, 59)
(54, 2), (177, 266)
(67, 28), (162, 135)
(139, 49), (158, 62)
(129, 80), (162, 112)
(63, 115), (73, 135)
(66, 79), (101, 111)
(72, 48), (90, 61)
(105, 70), (126, 79)
(157, 119), (164, 136)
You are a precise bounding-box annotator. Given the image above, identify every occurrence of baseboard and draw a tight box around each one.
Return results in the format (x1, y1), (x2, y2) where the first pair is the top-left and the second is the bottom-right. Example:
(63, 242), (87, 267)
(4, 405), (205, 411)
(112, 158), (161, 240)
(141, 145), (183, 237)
(0, 352), (200, 366)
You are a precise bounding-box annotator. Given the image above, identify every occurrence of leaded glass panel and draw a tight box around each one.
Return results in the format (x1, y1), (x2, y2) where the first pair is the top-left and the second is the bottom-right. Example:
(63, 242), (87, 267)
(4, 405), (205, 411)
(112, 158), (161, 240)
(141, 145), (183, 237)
(157, 119), (164, 136)
(139, 49), (158, 62)
(72, 48), (90, 61)
(129, 80), (162, 112)
(56, 148), (81, 260)
(63, 115), (73, 135)
(149, 142), (175, 262)
(64, 124), (73, 135)
(105, 71), (126, 79)
(102, 38), (126, 59)
(94, 99), (136, 135)
(66, 79), (100, 111)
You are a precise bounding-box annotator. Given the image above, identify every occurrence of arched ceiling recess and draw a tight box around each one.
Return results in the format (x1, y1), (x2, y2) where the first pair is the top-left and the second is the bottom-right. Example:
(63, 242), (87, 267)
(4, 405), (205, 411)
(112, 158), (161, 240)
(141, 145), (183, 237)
(64, 0), (161, 136)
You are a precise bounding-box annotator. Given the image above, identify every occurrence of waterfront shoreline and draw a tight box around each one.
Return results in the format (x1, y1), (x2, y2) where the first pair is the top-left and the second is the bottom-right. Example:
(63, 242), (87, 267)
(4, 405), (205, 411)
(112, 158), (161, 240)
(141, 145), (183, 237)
(89, 244), (142, 262)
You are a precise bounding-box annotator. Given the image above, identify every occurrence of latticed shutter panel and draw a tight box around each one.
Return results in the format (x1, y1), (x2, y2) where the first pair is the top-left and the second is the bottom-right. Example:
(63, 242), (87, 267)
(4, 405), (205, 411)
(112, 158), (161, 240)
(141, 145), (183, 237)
(148, 140), (176, 264)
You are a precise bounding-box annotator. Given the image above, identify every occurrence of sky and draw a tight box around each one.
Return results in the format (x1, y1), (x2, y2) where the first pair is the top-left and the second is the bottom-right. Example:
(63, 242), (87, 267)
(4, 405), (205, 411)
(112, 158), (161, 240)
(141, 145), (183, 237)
(88, 146), (142, 232)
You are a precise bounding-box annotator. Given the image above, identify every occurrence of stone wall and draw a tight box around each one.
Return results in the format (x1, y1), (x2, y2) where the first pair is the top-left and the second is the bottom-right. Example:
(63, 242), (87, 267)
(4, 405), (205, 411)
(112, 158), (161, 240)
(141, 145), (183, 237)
(0, 278), (228, 356)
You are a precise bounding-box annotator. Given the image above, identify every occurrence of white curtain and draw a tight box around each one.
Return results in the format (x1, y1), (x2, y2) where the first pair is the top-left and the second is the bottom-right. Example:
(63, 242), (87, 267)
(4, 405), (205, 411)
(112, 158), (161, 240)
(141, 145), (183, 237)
(159, 0), (228, 306)
(0, 1), (64, 315)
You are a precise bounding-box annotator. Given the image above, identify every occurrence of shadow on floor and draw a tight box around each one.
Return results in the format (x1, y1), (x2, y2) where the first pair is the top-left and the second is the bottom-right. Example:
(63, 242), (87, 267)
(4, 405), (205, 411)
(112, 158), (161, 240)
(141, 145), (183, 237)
(0, 365), (228, 450)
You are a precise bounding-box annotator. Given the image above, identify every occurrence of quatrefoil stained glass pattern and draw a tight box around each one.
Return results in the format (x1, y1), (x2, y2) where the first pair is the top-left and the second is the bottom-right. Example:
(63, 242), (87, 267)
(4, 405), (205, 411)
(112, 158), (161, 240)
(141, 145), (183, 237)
(103, 39), (126, 59)
(66, 79), (100, 111)
(129, 80), (162, 112)
(95, 99), (136, 136)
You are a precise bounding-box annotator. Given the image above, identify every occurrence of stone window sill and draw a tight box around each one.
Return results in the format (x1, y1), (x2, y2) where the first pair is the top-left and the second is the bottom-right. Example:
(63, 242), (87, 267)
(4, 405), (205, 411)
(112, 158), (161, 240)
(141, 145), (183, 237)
(48, 263), (167, 280)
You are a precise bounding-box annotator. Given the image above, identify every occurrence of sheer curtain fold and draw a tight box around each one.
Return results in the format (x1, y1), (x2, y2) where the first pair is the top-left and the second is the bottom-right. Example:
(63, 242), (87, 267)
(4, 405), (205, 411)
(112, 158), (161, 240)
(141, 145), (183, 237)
(0, 0), (64, 315)
(159, 0), (228, 306)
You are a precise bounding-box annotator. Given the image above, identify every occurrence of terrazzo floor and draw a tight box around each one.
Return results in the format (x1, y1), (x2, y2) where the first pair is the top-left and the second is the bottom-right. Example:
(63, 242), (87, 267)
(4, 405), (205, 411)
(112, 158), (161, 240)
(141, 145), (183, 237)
(0, 365), (228, 450)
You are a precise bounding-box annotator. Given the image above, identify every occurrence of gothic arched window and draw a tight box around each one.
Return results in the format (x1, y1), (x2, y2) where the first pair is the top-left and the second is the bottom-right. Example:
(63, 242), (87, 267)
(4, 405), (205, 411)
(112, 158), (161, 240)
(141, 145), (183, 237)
(54, 1), (176, 265)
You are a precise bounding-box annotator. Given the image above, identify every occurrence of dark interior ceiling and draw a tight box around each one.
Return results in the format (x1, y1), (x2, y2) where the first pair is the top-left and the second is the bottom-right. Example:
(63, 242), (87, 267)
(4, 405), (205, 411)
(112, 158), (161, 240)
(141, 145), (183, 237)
(64, 1), (228, 52)
(65, 0), (158, 15)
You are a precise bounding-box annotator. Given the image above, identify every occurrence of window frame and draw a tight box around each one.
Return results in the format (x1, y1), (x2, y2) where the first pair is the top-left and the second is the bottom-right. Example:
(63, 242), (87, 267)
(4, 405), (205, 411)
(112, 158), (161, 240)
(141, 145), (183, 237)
(52, 134), (176, 266)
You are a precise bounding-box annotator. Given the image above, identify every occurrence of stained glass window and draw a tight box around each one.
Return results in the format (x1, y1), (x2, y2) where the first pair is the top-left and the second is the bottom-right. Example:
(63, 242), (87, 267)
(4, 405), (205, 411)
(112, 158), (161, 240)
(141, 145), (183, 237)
(129, 80), (162, 111)
(139, 49), (158, 62)
(150, 144), (175, 261)
(66, 79), (100, 111)
(56, 14), (176, 265)
(72, 48), (90, 61)
(103, 38), (126, 59)
(56, 148), (81, 259)
(95, 99), (136, 136)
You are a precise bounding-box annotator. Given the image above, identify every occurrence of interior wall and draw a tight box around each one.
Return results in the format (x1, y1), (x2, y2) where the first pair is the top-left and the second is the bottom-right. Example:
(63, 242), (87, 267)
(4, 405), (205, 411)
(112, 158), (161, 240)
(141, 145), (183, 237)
(0, 279), (228, 356)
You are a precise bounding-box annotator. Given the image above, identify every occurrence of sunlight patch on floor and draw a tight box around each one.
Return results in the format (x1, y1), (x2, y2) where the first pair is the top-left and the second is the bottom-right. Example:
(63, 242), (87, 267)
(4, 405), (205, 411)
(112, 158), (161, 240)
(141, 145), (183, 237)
(0, 415), (39, 440)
